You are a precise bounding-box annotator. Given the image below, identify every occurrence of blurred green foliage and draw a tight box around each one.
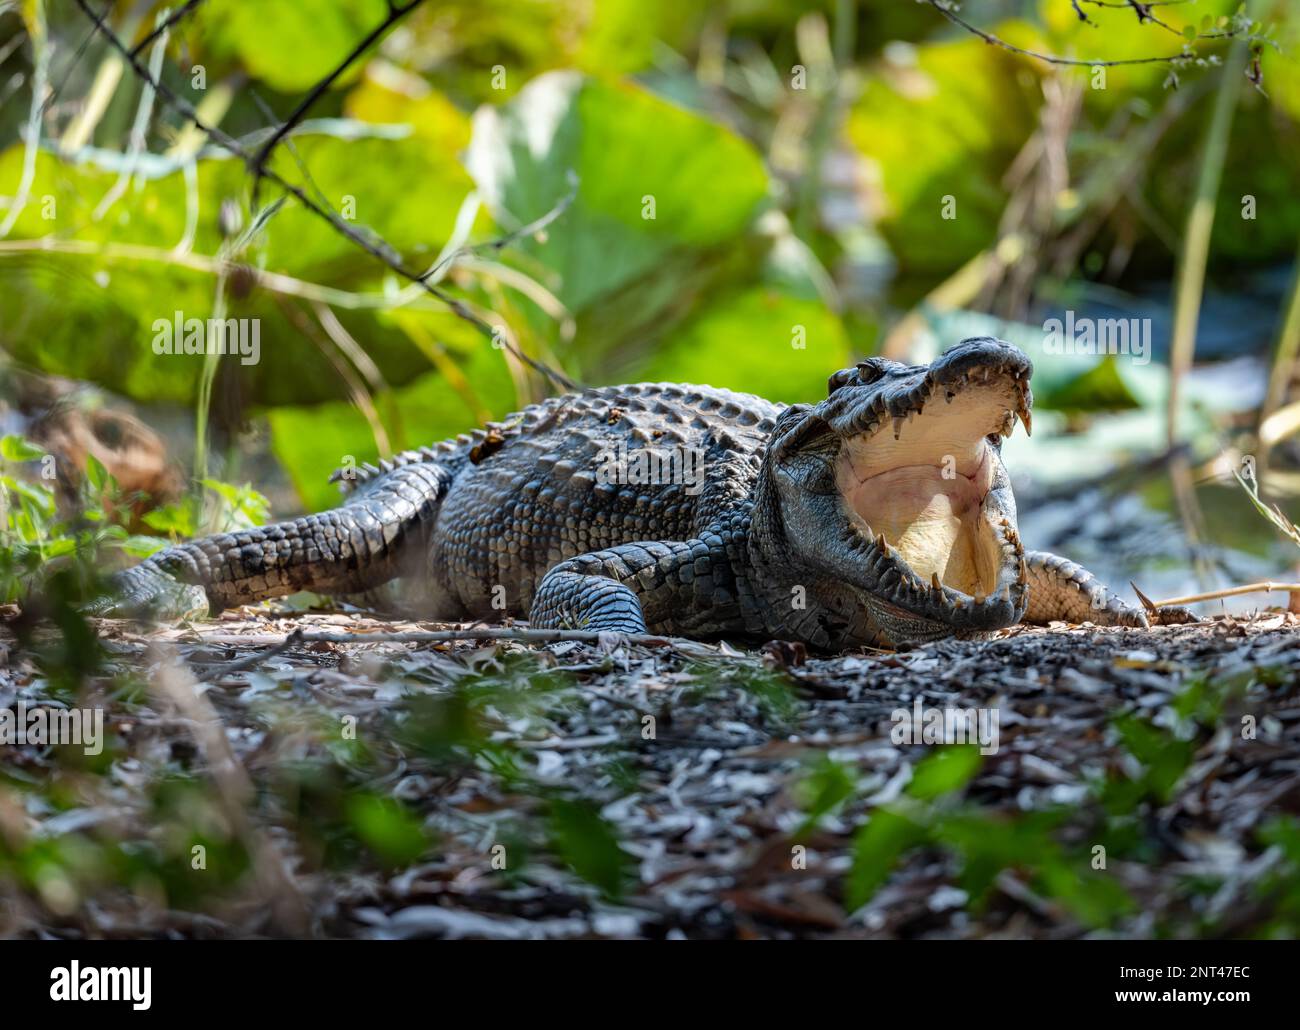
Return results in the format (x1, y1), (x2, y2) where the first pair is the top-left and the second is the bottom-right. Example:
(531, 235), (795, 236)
(0, 0), (1294, 514)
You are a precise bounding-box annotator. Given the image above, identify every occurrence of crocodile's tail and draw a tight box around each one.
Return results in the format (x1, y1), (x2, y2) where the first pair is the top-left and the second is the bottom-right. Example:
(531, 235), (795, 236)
(91, 462), (451, 619)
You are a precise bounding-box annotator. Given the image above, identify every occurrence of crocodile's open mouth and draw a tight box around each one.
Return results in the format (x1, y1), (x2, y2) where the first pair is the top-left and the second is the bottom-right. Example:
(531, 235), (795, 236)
(833, 348), (1032, 630)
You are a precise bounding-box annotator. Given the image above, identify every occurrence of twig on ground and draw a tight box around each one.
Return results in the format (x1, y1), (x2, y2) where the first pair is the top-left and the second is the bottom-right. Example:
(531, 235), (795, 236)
(195, 628), (304, 681)
(162, 625), (731, 658)
(1135, 581), (1300, 609)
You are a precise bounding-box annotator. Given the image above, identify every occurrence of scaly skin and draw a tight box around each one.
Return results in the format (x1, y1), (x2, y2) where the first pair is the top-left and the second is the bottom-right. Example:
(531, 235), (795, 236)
(94, 338), (1192, 649)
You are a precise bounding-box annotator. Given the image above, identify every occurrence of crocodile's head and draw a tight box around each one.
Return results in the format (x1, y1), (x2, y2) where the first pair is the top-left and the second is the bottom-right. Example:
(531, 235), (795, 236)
(754, 337), (1033, 647)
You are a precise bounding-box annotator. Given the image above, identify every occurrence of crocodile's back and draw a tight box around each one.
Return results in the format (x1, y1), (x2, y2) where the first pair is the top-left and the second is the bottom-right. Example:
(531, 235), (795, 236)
(427, 382), (784, 617)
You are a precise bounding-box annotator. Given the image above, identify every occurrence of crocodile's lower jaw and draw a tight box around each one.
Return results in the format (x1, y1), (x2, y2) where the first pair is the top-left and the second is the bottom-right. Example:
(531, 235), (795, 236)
(854, 590), (961, 646)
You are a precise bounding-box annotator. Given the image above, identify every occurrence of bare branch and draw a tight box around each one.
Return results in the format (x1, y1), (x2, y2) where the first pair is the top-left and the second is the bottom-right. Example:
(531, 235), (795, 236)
(926, 0), (1261, 69)
(127, 0), (205, 60)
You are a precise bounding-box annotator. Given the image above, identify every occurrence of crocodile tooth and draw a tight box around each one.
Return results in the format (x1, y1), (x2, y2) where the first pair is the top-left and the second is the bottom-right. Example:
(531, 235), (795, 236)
(974, 591), (986, 605)
(876, 533), (890, 557)
(1016, 391), (1033, 437)
(931, 573), (943, 596)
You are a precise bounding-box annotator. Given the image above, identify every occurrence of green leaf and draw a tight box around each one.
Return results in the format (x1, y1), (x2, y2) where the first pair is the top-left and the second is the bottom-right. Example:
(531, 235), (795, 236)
(633, 287), (850, 403)
(547, 798), (634, 900)
(268, 341), (517, 510)
(1037, 355), (1142, 413)
(795, 757), (858, 838)
(846, 808), (924, 911)
(847, 37), (1042, 272)
(2, 474), (55, 515)
(122, 536), (168, 559)
(907, 745), (983, 800)
(1112, 715), (1194, 802)
(0, 434), (45, 462)
(190, 0), (391, 93)
(466, 72), (770, 314)
(346, 794), (429, 868)
(83, 453), (108, 493)
(0, 101), (476, 408)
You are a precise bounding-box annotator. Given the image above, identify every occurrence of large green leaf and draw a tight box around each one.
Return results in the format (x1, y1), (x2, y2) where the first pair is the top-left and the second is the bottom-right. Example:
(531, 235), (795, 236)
(465, 71), (771, 314)
(0, 96), (478, 407)
(632, 286), (850, 404)
(847, 35), (1041, 274)
(188, 0), (391, 94)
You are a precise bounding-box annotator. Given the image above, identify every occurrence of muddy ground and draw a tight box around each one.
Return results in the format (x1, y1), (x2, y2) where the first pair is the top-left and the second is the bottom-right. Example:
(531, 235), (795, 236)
(2, 609), (1299, 939)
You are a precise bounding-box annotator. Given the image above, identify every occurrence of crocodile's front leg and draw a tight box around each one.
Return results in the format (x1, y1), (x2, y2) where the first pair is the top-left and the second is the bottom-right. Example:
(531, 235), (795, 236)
(530, 536), (744, 636)
(1021, 550), (1196, 628)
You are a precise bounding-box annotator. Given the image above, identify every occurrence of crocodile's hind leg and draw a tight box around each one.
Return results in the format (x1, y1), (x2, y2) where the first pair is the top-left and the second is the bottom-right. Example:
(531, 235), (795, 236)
(92, 463), (450, 619)
(1021, 550), (1196, 628)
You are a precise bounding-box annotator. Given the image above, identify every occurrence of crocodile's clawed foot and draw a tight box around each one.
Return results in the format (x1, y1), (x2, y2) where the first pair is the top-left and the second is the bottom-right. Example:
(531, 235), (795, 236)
(1147, 604), (1200, 626)
(1129, 582), (1200, 627)
(595, 630), (633, 655)
(1099, 602), (1150, 629)
(85, 563), (210, 621)
(1086, 599), (1199, 630)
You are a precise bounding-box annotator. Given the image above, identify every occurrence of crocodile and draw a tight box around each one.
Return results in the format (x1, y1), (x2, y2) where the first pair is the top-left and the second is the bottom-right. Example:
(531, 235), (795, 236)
(95, 337), (1187, 649)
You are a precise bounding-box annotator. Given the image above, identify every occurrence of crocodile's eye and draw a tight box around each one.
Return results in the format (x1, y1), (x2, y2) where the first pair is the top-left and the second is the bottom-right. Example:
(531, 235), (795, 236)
(827, 368), (857, 395)
(855, 360), (885, 384)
